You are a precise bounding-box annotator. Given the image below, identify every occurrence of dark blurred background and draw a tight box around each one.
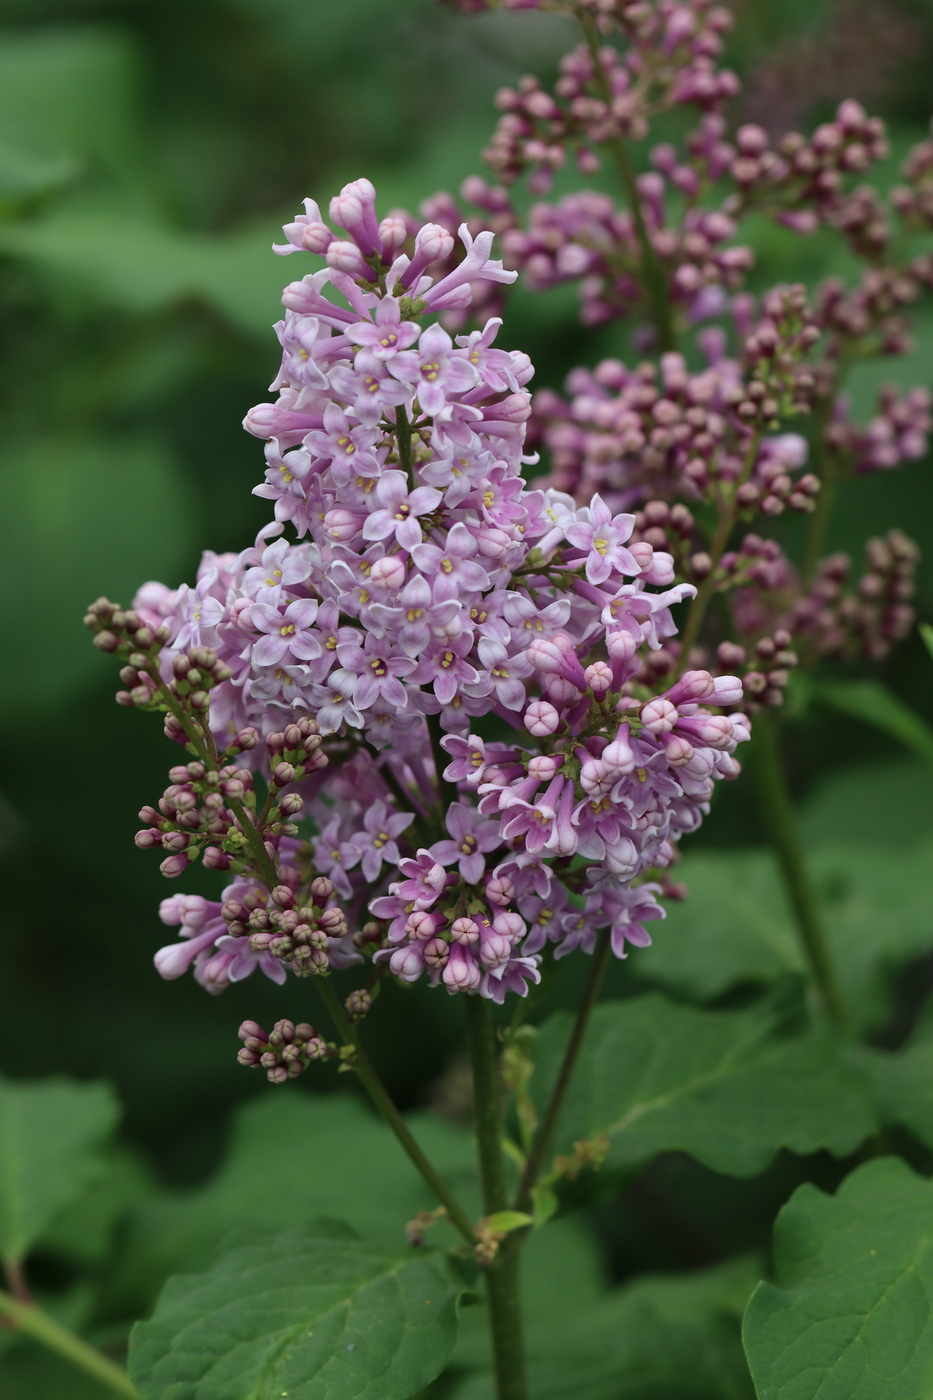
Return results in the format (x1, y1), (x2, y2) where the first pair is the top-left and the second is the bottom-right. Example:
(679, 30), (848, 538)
(0, 0), (931, 1201)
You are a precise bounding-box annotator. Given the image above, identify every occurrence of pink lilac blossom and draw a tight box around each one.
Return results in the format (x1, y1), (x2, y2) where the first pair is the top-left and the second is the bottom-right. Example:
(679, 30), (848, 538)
(137, 177), (750, 1002)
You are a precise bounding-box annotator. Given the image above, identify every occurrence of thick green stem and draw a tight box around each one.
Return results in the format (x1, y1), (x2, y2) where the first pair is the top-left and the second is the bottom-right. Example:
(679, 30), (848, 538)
(749, 709), (851, 1033)
(0, 1290), (138, 1398)
(464, 996), (527, 1400)
(578, 11), (675, 352)
(315, 979), (476, 1244)
(514, 927), (611, 1211)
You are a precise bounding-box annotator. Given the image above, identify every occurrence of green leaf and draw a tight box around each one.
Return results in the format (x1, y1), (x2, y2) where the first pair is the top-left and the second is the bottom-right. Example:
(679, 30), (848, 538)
(450, 1257), (758, 1400)
(0, 1076), (119, 1263)
(637, 837), (933, 1033)
(857, 1010), (933, 1153)
(530, 1186), (559, 1228)
(743, 1156), (933, 1400)
(0, 434), (195, 717)
(106, 1093), (477, 1316)
(920, 621), (933, 662)
(530, 996), (876, 1178)
(0, 28), (145, 191)
(482, 1212), (532, 1235)
(38, 1146), (157, 1266)
(635, 849), (801, 1002)
(812, 678), (933, 765)
(129, 1221), (467, 1400)
(0, 137), (77, 203)
(0, 206), (290, 338)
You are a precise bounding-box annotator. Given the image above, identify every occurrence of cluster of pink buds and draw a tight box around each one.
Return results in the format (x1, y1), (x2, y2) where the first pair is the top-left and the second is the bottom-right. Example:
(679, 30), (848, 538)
(237, 1018), (333, 1083)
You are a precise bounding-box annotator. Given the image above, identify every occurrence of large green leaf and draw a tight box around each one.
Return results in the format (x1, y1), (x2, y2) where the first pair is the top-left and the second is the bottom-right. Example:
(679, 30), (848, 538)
(743, 1157), (933, 1400)
(39, 1145), (157, 1266)
(637, 838), (933, 1033)
(0, 1075), (119, 1262)
(812, 679), (933, 765)
(129, 1221), (467, 1400)
(0, 434), (195, 715)
(0, 28), (145, 189)
(107, 1092), (477, 1316)
(857, 1009), (933, 1153)
(530, 996), (876, 1178)
(0, 206), (289, 338)
(449, 1257), (757, 1400)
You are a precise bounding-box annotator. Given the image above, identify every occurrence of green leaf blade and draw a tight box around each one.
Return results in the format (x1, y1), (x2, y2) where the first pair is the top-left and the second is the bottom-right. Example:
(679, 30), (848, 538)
(743, 1157), (933, 1400)
(129, 1223), (467, 1400)
(0, 1076), (119, 1263)
(531, 996), (876, 1178)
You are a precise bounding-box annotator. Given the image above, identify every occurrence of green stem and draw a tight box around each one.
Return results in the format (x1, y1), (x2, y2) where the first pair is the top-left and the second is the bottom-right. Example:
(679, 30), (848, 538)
(464, 996), (527, 1400)
(749, 709), (851, 1033)
(577, 10), (674, 352)
(0, 1290), (138, 1399)
(427, 711), (459, 815)
(315, 979), (476, 1244)
(514, 927), (611, 1211)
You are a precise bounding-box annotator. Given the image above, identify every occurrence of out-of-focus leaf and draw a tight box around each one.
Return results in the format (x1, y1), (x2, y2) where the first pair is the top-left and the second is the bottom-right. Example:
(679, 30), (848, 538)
(635, 849), (802, 1001)
(857, 1008), (933, 1152)
(812, 678), (933, 764)
(920, 621), (933, 661)
(0, 1076), (118, 1262)
(0, 434), (195, 716)
(449, 1214), (609, 1375)
(38, 1146), (157, 1266)
(637, 837), (933, 1032)
(106, 1092), (477, 1316)
(797, 758), (933, 847)
(530, 996), (876, 1178)
(743, 1157), (933, 1400)
(0, 138), (78, 203)
(0, 206), (289, 337)
(129, 1221), (467, 1400)
(0, 1345), (115, 1399)
(450, 1256), (758, 1400)
(0, 28), (145, 189)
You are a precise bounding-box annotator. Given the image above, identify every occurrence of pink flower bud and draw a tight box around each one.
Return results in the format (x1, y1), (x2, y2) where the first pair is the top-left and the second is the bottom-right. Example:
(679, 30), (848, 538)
(485, 873), (515, 907)
(451, 917), (480, 945)
(326, 240), (369, 277)
(423, 937), (450, 970)
(640, 698), (678, 734)
(528, 754), (561, 782)
(580, 759), (612, 797)
(370, 556), (407, 591)
(602, 726), (636, 775)
(323, 508), (364, 541)
(524, 699), (560, 736)
(584, 661), (613, 696)
(300, 223), (333, 254)
(390, 943), (426, 982)
(414, 222), (455, 262)
(159, 852), (191, 878)
(378, 215), (408, 253)
(663, 734), (694, 766)
(443, 941), (481, 991)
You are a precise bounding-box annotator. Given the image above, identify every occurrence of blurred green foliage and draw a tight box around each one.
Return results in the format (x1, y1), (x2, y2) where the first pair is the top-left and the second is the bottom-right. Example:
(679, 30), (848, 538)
(0, 0), (932, 1391)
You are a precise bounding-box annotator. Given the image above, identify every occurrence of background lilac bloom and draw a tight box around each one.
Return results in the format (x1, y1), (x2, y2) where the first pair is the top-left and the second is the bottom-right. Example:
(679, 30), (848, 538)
(346, 799), (413, 882)
(430, 802), (501, 883)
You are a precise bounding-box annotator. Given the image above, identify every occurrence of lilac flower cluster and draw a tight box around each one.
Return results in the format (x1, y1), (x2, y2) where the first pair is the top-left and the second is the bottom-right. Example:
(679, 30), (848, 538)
(110, 176), (750, 1006)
